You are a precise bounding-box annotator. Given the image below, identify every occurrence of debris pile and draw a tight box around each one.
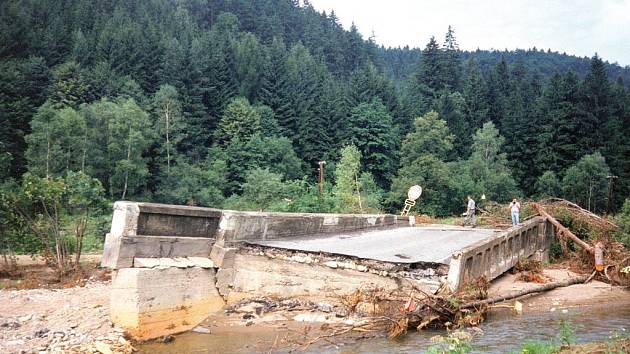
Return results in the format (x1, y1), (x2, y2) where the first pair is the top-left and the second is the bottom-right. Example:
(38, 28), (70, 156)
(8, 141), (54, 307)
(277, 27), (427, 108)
(513, 259), (549, 284)
(538, 198), (618, 234)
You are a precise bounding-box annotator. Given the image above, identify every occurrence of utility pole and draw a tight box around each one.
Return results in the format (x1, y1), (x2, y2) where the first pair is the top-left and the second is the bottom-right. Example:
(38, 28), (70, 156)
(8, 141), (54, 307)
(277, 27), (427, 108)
(606, 175), (618, 215)
(317, 161), (326, 195)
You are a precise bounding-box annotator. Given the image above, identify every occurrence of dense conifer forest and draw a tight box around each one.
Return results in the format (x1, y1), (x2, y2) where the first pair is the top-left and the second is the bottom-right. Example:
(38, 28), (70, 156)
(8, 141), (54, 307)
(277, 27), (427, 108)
(1, 0), (629, 256)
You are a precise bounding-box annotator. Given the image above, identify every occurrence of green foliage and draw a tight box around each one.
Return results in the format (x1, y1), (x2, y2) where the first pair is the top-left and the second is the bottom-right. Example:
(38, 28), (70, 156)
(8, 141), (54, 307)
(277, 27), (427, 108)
(216, 97), (261, 145)
(2, 171), (108, 261)
(107, 98), (152, 200)
(391, 155), (455, 216)
(49, 62), (90, 108)
(535, 171), (562, 199)
(344, 99), (398, 187)
(426, 330), (473, 354)
(155, 158), (227, 208)
(280, 181), (339, 213)
(0, 180), (41, 255)
(151, 84), (184, 176)
(562, 152), (610, 212)
(400, 111), (454, 161)
(233, 33), (267, 101)
(333, 145), (362, 213)
(0, 149), (11, 182)
(517, 341), (559, 354)
(221, 134), (304, 195)
(224, 168), (299, 212)
(614, 199), (630, 248)
(557, 319), (577, 347)
(458, 122), (520, 203)
(25, 102), (87, 178)
(1, 0), (630, 229)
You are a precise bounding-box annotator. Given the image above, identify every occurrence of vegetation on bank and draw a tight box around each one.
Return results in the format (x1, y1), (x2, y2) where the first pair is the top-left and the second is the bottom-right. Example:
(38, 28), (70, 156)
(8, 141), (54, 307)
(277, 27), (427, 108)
(426, 320), (629, 354)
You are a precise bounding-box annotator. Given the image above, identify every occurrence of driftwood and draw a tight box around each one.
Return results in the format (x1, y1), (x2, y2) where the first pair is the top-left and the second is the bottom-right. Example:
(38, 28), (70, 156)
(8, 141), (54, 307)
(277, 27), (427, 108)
(531, 202), (594, 254)
(460, 274), (589, 309)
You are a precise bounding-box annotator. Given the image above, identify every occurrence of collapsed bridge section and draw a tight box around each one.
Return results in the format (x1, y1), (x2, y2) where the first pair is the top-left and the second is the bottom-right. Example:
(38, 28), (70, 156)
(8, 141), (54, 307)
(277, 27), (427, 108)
(101, 201), (553, 340)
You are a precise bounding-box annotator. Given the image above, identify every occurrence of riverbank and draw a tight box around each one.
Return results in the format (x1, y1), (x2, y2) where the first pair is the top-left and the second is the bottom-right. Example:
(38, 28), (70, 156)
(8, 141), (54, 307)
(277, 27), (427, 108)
(1, 256), (628, 353)
(488, 267), (628, 311)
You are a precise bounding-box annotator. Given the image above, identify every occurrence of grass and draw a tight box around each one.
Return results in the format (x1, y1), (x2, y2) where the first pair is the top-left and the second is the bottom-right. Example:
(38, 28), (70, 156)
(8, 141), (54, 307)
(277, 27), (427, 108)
(431, 216), (463, 225)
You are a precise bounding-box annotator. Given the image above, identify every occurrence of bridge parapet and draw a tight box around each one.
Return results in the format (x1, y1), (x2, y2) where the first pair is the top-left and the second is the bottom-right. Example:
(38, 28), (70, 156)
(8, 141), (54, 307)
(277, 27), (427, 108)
(447, 216), (553, 291)
(101, 201), (412, 269)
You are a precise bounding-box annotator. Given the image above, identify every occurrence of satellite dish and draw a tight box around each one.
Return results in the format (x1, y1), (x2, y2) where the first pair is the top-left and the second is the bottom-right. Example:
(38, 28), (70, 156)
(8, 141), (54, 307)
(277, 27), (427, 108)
(407, 185), (422, 201)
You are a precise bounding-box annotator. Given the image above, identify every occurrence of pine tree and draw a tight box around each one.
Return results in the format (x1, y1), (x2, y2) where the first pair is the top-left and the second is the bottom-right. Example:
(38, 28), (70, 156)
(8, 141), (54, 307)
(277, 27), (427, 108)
(159, 37), (186, 91)
(437, 91), (468, 158)
(487, 59), (509, 127)
(441, 26), (462, 91)
(344, 99), (398, 187)
(180, 38), (211, 160)
(347, 62), (398, 114)
(49, 61), (94, 109)
(417, 36), (443, 93)
(286, 43), (319, 155)
(233, 32), (267, 101)
(462, 58), (488, 134)
(203, 33), (237, 132)
(259, 37), (295, 138)
(215, 97), (261, 146)
(0, 57), (51, 178)
(579, 54), (611, 152)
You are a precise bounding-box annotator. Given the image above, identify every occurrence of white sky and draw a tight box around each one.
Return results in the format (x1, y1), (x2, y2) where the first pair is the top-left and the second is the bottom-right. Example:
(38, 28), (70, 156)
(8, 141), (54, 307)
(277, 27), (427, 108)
(308, 0), (630, 67)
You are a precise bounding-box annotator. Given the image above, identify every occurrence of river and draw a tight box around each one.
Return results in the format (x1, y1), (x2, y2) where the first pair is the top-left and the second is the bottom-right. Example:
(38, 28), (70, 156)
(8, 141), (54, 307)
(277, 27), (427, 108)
(138, 303), (629, 353)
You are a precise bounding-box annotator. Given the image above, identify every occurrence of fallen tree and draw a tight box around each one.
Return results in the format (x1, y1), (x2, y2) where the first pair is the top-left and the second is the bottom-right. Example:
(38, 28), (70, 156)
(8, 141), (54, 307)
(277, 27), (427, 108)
(531, 202), (594, 253)
(460, 274), (589, 309)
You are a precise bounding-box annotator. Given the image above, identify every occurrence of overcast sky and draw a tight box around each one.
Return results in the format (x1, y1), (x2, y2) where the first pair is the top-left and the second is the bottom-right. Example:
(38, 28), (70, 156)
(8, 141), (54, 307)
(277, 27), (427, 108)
(308, 0), (630, 67)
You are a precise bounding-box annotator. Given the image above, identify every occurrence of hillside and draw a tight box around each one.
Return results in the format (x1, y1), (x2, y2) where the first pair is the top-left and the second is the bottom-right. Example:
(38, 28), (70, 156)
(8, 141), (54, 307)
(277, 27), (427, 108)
(381, 46), (630, 86)
(1, 0), (628, 219)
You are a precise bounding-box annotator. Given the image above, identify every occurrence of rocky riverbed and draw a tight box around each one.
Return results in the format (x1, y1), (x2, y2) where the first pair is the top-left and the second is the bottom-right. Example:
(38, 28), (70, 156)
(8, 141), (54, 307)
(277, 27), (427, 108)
(0, 280), (132, 354)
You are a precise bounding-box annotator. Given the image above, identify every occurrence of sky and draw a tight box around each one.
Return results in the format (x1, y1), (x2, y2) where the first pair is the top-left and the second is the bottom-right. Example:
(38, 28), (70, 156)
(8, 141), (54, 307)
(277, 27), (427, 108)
(308, 0), (630, 67)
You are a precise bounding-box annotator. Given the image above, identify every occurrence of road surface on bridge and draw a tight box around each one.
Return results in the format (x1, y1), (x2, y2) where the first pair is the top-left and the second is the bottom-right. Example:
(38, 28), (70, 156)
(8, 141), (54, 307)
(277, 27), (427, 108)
(248, 225), (500, 264)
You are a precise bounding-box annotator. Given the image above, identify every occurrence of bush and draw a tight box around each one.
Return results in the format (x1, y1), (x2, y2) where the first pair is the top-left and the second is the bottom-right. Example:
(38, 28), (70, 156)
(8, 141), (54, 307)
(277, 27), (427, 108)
(614, 199), (630, 248)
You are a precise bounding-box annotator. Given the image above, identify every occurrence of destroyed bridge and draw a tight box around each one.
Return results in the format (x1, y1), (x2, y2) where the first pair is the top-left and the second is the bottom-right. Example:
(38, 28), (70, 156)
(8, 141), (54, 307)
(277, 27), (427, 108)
(101, 202), (554, 340)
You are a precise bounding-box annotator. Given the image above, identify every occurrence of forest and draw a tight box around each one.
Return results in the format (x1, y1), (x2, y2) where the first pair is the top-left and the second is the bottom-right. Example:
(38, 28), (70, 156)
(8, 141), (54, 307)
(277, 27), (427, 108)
(1, 0), (629, 263)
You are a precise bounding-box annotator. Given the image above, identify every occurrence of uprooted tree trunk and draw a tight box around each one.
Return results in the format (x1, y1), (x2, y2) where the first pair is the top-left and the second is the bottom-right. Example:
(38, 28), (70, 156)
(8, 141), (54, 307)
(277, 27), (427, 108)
(460, 275), (589, 309)
(531, 202), (594, 254)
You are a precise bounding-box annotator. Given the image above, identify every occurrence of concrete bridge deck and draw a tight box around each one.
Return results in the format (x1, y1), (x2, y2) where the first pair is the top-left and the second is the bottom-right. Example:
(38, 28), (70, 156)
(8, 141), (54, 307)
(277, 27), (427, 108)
(249, 226), (500, 264)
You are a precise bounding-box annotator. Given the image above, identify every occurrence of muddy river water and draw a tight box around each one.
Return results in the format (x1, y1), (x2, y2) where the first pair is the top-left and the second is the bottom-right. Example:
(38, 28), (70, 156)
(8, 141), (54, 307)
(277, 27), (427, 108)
(138, 303), (629, 353)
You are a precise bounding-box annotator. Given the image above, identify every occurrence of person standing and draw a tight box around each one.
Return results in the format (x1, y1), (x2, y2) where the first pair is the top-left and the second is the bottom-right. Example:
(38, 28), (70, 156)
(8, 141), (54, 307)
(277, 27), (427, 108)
(509, 198), (521, 226)
(464, 195), (476, 227)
